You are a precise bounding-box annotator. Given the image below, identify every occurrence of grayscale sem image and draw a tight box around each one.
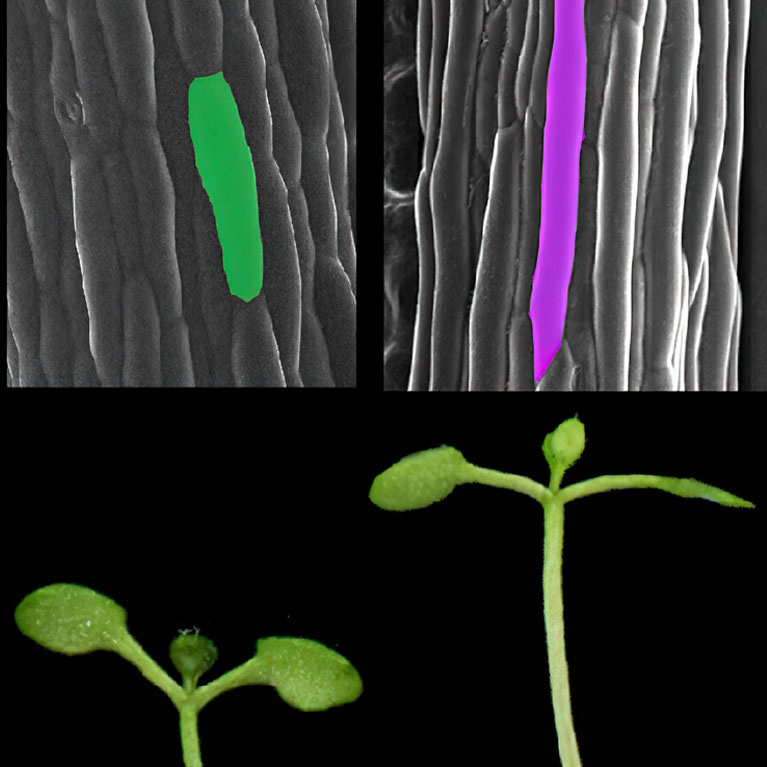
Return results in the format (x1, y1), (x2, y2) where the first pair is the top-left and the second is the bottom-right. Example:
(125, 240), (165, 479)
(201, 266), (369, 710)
(384, 0), (764, 391)
(7, 0), (356, 387)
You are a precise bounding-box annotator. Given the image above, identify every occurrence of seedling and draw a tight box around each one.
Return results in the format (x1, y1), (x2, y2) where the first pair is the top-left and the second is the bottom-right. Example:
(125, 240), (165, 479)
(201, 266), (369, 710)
(369, 417), (755, 767)
(14, 584), (362, 767)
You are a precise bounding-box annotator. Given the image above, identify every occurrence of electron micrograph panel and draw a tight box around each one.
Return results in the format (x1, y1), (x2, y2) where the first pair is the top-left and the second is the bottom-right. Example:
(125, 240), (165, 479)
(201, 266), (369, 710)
(384, 0), (758, 391)
(7, 0), (356, 387)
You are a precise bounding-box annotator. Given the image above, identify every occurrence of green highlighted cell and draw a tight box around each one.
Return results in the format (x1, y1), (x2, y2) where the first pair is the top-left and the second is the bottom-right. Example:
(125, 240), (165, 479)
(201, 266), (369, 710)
(188, 72), (263, 301)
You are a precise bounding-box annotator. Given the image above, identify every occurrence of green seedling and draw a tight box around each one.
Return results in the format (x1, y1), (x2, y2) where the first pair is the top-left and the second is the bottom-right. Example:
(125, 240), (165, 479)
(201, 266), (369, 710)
(15, 583), (362, 767)
(369, 418), (755, 767)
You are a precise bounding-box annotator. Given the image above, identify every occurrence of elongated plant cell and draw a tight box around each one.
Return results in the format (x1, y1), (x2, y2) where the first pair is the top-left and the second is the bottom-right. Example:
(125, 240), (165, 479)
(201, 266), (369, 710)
(369, 417), (755, 767)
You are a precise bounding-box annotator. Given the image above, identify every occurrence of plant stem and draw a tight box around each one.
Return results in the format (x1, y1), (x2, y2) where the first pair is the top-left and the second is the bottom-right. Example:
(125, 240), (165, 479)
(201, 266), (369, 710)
(542, 494), (581, 767)
(461, 463), (552, 504)
(114, 634), (185, 706)
(178, 701), (203, 767)
(549, 464), (566, 494)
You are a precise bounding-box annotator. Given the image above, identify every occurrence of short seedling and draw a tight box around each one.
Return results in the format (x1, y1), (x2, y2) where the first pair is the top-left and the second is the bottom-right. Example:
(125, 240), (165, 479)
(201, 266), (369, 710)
(15, 584), (362, 767)
(369, 417), (755, 767)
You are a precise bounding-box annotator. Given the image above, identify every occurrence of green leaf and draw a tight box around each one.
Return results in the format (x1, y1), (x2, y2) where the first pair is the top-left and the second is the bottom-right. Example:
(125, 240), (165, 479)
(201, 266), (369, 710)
(369, 446), (468, 510)
(15, 583), (130, 655)
(247, 637), (362, 712)
(658, 477), (755, 508)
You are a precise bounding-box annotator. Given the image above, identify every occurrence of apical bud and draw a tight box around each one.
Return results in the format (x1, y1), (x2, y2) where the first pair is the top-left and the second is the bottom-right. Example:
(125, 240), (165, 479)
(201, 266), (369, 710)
(543, 417), (586, 473)
(170, 633), (218, 692)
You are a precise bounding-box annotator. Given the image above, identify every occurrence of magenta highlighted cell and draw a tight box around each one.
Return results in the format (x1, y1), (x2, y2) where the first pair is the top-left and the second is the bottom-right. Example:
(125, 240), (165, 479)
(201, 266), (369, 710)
(529, 0), (587, 382)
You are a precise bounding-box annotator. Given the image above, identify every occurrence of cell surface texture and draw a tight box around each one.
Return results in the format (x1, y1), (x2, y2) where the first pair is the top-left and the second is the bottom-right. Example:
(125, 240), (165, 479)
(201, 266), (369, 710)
(384, 0), (758, 391)
(7, 0), (356, 388)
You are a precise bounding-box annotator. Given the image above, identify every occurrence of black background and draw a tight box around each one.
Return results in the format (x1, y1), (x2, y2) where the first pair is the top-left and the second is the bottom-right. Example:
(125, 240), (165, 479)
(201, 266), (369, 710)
(5, 392), (763, 766)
